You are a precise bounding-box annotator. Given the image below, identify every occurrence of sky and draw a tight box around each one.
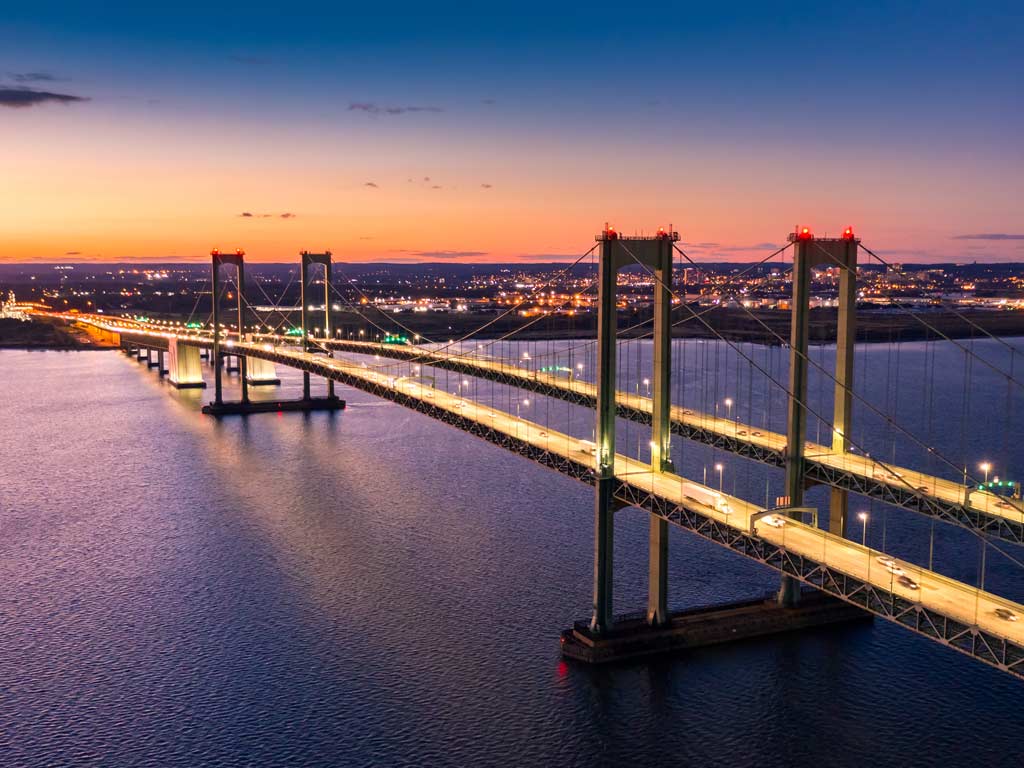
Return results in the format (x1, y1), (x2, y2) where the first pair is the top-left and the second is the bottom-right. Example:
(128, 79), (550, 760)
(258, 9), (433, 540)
(1, 1), (1022, 263)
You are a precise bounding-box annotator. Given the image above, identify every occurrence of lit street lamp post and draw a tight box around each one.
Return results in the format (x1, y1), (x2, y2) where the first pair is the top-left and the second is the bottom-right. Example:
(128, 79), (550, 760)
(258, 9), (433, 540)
(858, 511), (869, 546)
(715, 463), (724, 492)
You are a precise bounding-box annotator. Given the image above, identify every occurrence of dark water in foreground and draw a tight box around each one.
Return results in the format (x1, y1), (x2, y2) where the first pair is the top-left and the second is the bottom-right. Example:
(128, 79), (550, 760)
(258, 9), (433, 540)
(2, 342), (1024, 767)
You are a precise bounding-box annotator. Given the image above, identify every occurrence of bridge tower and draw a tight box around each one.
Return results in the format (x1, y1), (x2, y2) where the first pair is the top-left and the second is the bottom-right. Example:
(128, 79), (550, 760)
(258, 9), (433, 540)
(210, 248), (248, 408)
(591, 225), (678, 634)
(779, 226), (859, 606)
(300, 251), (335, 401)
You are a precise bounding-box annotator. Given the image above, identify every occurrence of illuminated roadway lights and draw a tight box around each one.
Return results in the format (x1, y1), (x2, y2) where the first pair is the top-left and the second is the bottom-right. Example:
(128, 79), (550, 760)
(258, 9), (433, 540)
(857, 511), (869, 546)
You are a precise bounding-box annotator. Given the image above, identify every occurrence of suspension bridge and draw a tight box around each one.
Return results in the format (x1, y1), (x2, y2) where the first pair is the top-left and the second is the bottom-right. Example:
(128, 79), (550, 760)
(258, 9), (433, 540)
(45, 225), (1024, 682)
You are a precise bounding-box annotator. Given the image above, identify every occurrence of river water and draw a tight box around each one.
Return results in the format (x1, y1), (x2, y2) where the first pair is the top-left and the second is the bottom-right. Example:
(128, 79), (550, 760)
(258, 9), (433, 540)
(2, 339), (1023, 767)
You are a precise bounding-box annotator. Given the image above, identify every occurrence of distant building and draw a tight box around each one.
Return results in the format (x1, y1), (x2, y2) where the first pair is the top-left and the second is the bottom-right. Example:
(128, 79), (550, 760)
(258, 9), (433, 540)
(0, 291), (29, 321)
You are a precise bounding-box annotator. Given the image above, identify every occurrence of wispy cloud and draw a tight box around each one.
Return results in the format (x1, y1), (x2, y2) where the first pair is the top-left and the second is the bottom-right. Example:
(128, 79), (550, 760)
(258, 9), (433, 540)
(238, 211), (297, 219)
(64, 250), (81, 255)
(0, 87), (88, 108)
(9, 72), (60, 82)
(279, 212), (296, 219)
(240, 212), (254, 217)
(348, 102), (442, 115)
(480, 183), (493, 189)
(391, 249), (488, 259)
(364, 181), (379, 188)
(951, 233), (1024, 241)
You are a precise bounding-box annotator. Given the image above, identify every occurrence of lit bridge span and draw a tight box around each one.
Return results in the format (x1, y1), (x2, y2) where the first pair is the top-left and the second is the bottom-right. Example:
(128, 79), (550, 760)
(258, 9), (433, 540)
(50, 228), (1024, 682)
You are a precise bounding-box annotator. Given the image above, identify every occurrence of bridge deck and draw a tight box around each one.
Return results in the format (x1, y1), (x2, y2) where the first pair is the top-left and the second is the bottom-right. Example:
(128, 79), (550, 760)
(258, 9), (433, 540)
(320, 337), (1024, 543)
(59, 317), (1024, 678)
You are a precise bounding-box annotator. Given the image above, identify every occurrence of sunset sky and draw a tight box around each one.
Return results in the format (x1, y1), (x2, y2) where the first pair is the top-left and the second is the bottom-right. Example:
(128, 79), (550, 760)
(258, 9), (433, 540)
(2, 1), (1022, 263)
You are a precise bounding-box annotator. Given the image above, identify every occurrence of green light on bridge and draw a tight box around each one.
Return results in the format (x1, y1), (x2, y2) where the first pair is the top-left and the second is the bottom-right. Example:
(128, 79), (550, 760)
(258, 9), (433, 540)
(285, 327), (304, 336)
(382, 333), (409, 345)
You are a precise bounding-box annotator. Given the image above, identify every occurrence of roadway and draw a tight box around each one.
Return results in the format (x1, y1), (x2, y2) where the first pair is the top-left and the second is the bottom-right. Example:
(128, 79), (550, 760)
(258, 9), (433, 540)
(318, 336), (1024, 541)
(61, 315), (1024, 540)
(62, 315), (1024, 654)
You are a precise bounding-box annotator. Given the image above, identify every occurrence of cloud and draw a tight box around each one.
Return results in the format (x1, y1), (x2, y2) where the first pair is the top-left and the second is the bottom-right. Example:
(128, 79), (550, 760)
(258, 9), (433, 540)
(0, 87), (88, 108)
(9, 72), (60, 82)
(238, 211), (296, 219)
(423, 176), (430, 182)
(431, 185), (442, 189)
(348, 102), (442, 115)
(392, 249), (488, 259)
(951, 233), (1024, 241)
(482, 98), (495, 105)
(64, 251), (81, 255)
(480, 183), (493, 189)
(364, 181), (378, 188)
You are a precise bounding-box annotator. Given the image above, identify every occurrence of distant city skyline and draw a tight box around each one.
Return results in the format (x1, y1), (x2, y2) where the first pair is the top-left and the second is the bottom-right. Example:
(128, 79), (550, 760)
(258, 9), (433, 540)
(2, 2), (1022, 263)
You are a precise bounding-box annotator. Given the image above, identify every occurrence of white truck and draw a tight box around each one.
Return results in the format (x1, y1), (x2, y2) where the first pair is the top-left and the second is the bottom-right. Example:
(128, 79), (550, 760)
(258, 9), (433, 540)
(680, 482), (731, 515)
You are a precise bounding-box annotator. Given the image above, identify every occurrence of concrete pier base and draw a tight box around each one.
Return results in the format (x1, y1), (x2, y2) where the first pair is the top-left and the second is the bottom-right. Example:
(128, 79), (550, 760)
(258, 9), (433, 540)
(245, 356), (281, 386)
(560, 591), (870, 664)
(202, 395), (345, 416)
(167, 339), (207, 389)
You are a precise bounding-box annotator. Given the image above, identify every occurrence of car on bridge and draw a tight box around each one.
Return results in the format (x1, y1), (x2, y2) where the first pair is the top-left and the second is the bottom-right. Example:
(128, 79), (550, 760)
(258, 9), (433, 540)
(897, 575), (920, 591)
(876, 556), (905, 576)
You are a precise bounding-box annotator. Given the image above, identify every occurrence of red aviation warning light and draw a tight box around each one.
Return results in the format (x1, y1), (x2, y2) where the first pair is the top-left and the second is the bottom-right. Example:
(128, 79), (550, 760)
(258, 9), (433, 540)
(211, 248), (220, 256)
(604, 222), (618, 240)
(842, 226), (855, 241)
(797, 226), (813, 241)
(235, 248), (245, 256)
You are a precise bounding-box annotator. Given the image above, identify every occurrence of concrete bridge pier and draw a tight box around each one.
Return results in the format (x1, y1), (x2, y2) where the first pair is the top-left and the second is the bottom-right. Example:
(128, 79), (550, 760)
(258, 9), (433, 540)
(167, 339), (206, 389)
(147, 349), (161, 370)
(245, 355), (280, 386)
(157, 349), (167, 377)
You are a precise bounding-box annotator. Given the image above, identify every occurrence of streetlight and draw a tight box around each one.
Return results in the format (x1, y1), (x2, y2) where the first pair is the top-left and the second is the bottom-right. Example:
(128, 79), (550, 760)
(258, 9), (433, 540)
(858, 512), (869, 546)
(724, 397), (733, 419)
(643, 377), (650, 397)
(516, 398), (530, 432)
(980, 462), (992, 484)
(715, 463), (724, 492)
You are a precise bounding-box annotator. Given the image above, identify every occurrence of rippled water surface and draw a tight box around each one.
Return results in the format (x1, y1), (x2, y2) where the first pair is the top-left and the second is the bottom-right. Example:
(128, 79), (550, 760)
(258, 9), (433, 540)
(2, 343), (1023, 767)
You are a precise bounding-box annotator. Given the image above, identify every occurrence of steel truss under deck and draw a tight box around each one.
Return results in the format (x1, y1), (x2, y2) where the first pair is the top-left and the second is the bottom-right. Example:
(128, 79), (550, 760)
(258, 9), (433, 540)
(324, 339), (1024, 545)
(113, 330), (1023, 681)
